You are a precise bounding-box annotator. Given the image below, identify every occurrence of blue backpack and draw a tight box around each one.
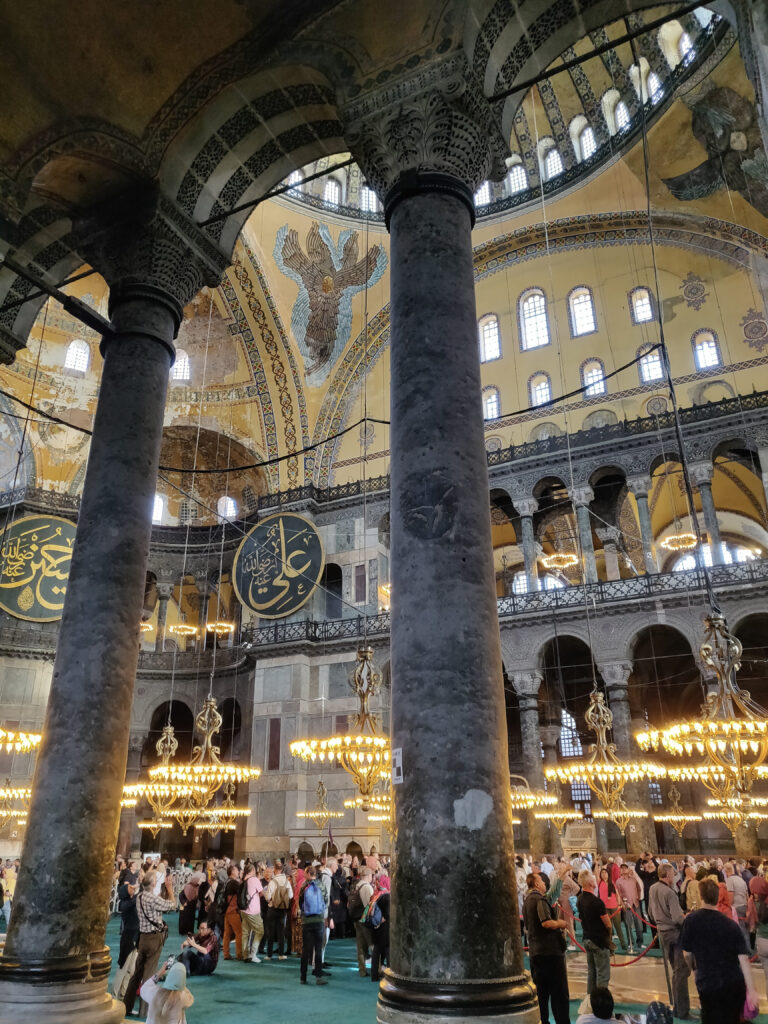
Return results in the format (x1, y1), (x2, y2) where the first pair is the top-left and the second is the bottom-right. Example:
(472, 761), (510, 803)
(302, 880), (325, 917)
(361, 893), (383, 928)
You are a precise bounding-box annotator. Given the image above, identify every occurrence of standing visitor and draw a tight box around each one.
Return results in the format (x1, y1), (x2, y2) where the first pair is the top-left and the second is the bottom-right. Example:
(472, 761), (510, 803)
(680, 877), (758, 1024)
(221, 864), (244, 961)
(123, 874), (176, 1017)
(370, 873), (390, 983)
(351, 866), (375, 977)
(117, 862), (141, 969)
(724, 861), (750, 944)
(577, 871), (612, 994)
(750, 874), (768, 992)
(615, 863), (643, 951)
(523, 873), (571, 1024)
(264, 860), (293, 960)
(598, 867), (627, 952)
(239, 862), (264, 962)
(291, 860), (306, 955)
(299, 865), (329, 986)
(177, 871), (201, 937)
(649, 863), (691, 1021)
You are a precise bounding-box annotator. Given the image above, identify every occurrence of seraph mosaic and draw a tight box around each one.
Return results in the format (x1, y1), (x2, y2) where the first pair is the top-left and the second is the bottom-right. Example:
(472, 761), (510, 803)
(274, 222), (387, 387)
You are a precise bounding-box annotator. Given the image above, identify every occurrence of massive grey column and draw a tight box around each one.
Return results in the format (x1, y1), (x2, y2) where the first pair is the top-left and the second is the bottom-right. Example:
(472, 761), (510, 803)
(0, 189), (227, 1024)
(346, 69), (537, 1023)
(511, 672), (549, 855)
(572, 485), (598, 584)
(515, 498), (539, 592)
(155, 581), (173, 652)
(690, 461), (724, 564)
(626, 475), (658, 575)
(600, 662), (657, 856)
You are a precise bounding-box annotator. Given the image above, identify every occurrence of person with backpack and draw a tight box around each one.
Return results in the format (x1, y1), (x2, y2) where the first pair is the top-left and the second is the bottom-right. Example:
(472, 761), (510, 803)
(264, 859), (293, 960)
(367, 873), (390, 983)
(221, 864), (245, 961)
(350, 865), (375, 976)
(299, 865), (330, 986)
(239, 862), (264, 962)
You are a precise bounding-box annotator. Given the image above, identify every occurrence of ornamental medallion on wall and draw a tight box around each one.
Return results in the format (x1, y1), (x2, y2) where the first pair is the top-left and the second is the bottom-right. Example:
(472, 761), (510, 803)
(0, 514), (77, 621)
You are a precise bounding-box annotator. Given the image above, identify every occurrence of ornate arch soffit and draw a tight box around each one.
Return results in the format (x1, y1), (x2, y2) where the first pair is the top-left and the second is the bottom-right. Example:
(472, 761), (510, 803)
(313, 210), (768, 484)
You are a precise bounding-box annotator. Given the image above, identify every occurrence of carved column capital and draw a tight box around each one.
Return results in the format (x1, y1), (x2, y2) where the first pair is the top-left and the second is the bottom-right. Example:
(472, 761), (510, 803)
(72, 185), (229, 345)
(510, 670), (543, 699)
(514, 497), (538, 518)
(341, 54), (509, 216)
(599, 661), (632, 693)
(626, 475), (652, 498)
(688, 460), (714, 487)
(156, 582), (174, 602)
(570, 485), (594, 507)
(595, 526), (621, 547)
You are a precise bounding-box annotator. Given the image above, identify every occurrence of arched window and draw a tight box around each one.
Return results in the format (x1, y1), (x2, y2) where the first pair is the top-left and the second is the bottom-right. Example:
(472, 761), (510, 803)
(638, 344), (664, 383)
(478, 314), (501, 362)
(581, 359), (606, 396)
(542, 574), (564, 591)
(560, 709), (583, 758)
(512, 572), (529, 595)
(648, 71), (663, 104)
(323, 178), (341, 206)
(483, 387), (500, 421)
(568, 286), (597, 336)
(630, 286), (655, 324)
(171, 348), (190, 381)
(580, 125), (597, 160)
(693, 330), (721, 370)
(242, 485), (258, 513)
(178, 499), (198, 524)
(544, 148), (563, 181)
(529, 372), (552, 407)
(508, 164), (527, 194)
(679, 32), (694, 64)
(474, 181), (491, 206)
(64, 339), (90, 372)
(519, 289), (550, 350)
(152, 494), (164, 524)
(217, 495), (237, 520)
(674, 544), (755, 571)
(287, 170), (302, 192)
(360, 186), (379, 213)
(615, 101), (630, 132)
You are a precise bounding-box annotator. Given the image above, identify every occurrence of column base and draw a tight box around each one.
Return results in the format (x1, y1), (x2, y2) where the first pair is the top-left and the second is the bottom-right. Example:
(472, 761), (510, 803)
(0, 949), (124, 1024)
(378, 971), (539, 1021)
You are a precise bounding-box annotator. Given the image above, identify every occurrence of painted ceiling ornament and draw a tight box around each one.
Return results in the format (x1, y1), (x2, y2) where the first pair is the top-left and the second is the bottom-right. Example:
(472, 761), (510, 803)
(680, 271), (709, 312)
(741, 308), (768, 353)
(274, 222), (386, 386)
(662, 87), (768, 218)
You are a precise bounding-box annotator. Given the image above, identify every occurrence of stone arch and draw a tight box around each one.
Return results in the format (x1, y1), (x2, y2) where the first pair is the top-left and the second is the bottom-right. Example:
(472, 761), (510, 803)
(629, 622), (699, 723)
(297, 840), (315, 862)
(345, 839), (364, 861)
(140, 700), (195, 768)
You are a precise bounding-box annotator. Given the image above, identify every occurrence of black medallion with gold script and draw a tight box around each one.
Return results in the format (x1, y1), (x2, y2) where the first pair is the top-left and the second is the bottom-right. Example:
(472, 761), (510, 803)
(0, 514), (77, 622)
(232, 512), (324, 619)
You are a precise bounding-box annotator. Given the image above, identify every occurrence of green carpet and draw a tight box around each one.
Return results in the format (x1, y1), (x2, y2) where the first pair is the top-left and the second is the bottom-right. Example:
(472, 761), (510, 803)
(102, 913), (768, 1023)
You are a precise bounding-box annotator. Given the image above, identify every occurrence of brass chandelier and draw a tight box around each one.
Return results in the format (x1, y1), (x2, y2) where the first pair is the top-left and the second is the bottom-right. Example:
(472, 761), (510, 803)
(297, 779), (346, 829)
(653, 783), (702, 838)
(290, 647), (390, 810)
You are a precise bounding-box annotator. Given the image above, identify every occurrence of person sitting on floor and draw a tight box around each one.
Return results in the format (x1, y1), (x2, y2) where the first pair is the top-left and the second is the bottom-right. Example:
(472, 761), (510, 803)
(177, 920), (219, 976)
(575, 986), (623, 1023)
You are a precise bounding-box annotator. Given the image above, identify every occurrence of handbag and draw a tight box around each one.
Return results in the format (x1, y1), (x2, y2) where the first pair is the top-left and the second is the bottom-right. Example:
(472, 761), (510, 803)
(743, 992), (759, 1021)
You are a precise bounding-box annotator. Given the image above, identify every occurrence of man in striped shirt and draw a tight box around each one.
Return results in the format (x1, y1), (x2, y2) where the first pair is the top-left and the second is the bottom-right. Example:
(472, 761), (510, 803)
(123, 874), (176, 1016)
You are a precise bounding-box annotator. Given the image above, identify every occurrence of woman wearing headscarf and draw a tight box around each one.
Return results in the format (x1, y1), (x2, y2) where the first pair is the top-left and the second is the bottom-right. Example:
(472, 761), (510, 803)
(751, 875), (768, 989)
(370, 873), (390, 982)
(178, 872), (203, 936)
(140, 961), (193, 1024)
(291, 860), (306, 956)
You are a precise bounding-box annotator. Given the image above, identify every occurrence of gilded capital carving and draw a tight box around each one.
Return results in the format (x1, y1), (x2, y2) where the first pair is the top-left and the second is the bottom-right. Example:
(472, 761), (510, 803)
(341, 54), (509, 200)
(72, 185), (229, 333)
(510, 670), (542, 698)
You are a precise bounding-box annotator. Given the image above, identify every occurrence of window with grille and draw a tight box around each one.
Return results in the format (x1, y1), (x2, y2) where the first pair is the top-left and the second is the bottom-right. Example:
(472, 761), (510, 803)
(520, 290), (550, 350)
(630, 287), (654, 324)
(218, 495), (237, 520)
(615, 101), (630, 131)
(360, 186), (379, 212)
(335, 714), (349, 734)
(478, 314), (501, 362)
(171, 349), (190, 381)
(483, 388), (500, 420)
(474, 181), (491, 206)
(569, 287), (597, 336)
(64, 339), (90, 372)
(323, 178), (341, 206)
(582, 360), (606, 396)
(544, 148), (563, 180)
(649, 782), (663, 805)
(679, 32), (695, 64)
(580, 126), (597, 160)
(512, 572), (528, 594)
(639, 346), (663, 383)
(179, 499), (198, 524)
(242, 485), (257, 513)
(287, 170), (302, 192)
(571, 779), (591, 815)
(648, 72), (663, 104)
(530, 374), (552, 407)
(152, 494), (164, 524)
(508, 164), (528, 193)
(694, 331), (721, 370)
(355, 564), (366, 603)
(542, 574), (564, 590)
(560, 709), (583, 757)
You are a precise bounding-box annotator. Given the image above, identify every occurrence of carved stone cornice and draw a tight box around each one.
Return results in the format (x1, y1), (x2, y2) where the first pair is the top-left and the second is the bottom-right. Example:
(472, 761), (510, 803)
(341, 54), (509, 201)
(72, 185), (230, 334)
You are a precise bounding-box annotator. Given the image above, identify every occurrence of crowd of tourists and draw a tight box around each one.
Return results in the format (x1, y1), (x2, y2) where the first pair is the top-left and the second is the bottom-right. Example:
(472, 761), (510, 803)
(519, 850), (767, 1024)
(112, 848), (391, 1017)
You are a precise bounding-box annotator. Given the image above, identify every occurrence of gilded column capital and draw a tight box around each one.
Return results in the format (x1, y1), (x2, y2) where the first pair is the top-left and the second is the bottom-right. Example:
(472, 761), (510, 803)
(341, 54), (509, 219)
(72, 185), (229, 345)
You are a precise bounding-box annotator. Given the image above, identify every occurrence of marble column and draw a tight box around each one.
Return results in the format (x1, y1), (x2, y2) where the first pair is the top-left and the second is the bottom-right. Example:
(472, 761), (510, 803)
(346, 72), (536, 1021)
(626, 475), (657, 575)
(155, 582), (173, 653)
(600, 662), (657, 856)
(690, 462), (723, 564)
(515, 498), (539, 592)
(735, 822), (761, 859)
(0, 189), (227, 1024)
(116, 733), (144, 857)
(195, 574), (210, 652)
(596, 527), (621, 581)
(511, 672), (549, 856)
(572, 485), (598, 584)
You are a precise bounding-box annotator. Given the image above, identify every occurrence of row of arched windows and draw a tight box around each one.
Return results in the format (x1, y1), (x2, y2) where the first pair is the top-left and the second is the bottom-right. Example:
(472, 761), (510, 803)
(481, 329), (723, 420)
(478, 286), (656, 359)
(63, 340), (193, 381)
(152, 493), (239, 525)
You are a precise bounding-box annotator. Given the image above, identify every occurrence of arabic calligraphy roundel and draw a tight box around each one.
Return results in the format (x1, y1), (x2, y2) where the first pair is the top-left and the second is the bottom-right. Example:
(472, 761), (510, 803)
(232, 512), (325, 619)
(0, 514), (77, 622)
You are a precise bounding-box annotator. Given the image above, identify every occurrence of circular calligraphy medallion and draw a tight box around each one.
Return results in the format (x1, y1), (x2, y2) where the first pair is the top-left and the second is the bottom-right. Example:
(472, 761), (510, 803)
(232, 512), (325, 619)
(0, 514), (77, 622)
